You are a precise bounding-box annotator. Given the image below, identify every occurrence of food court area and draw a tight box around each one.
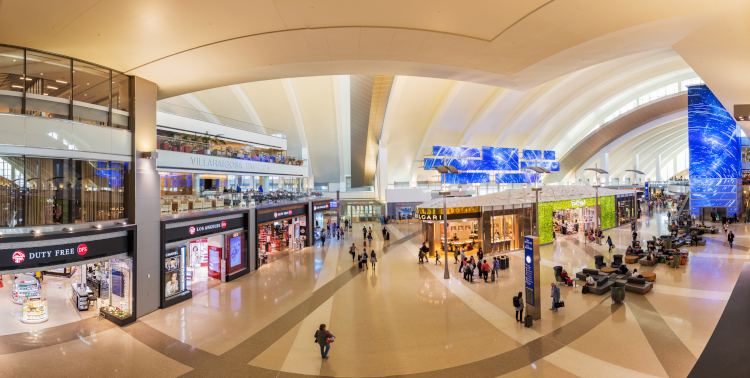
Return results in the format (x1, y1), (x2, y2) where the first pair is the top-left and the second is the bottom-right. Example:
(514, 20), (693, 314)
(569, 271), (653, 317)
(159, 171), (318, 214)
(156, 131), (305, 166)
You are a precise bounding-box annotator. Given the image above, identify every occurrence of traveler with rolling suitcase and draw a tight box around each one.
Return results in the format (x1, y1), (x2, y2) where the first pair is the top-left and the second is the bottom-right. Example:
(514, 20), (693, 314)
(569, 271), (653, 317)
(513, 292), (524, 322)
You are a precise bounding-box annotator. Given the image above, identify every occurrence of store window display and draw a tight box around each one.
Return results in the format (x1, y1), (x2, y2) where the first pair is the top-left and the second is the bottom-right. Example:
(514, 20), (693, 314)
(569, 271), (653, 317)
(492, 213), (519, 252)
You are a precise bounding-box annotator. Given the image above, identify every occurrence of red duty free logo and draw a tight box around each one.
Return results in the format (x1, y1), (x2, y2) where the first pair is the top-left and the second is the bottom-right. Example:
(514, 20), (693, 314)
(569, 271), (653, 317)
(221, 221), (227, 228)
(77, 244), (88, 256)
(189, 226), (196, 235)
(12, 251), (25, 263)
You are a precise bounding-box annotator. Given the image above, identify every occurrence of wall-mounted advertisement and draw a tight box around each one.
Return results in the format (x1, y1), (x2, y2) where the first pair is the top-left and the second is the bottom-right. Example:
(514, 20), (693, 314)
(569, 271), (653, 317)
(230, 236), (241, 268)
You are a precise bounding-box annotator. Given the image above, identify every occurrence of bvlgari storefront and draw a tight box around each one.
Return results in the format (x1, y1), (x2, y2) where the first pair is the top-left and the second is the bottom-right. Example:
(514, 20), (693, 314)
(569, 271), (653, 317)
(417, 207), (482, 256)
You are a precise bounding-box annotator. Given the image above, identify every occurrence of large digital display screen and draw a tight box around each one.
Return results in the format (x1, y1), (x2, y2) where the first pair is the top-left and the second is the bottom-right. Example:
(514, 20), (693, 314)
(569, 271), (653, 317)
(495, 173), (541, 184)
(481, 147), (519, 171)
(520, 161), (560, 171)
(432, 146), (481, 158)
(230, 236), (242, 268)
(543, 150), (555, 160)
(688, 85), (742, 216)
(523, 150), (542, 160)
(443, 173), (490, 184)
(688, 85), (740, 179)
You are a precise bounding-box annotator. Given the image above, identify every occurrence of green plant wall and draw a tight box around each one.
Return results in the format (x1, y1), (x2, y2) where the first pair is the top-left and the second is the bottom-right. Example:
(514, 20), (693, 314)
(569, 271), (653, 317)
(538, 201), (554, 244)
(600, 195), (615, 230)
(537, 195), (616, 244)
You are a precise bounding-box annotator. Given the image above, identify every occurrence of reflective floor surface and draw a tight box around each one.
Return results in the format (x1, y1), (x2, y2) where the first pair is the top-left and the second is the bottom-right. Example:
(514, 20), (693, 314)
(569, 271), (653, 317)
(0, 205), (744, 377)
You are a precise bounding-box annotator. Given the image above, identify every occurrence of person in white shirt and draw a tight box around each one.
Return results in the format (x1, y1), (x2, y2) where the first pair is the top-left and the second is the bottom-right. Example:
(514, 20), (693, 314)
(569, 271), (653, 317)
(585, 274), (595, 286)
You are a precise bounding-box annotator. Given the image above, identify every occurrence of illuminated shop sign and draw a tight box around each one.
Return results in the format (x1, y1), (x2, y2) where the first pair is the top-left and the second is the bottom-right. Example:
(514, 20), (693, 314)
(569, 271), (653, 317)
(0, 233), (130, 271)
(258, 206), (306, 223)
(571, 199), (587, 207)
(313, 204), (329, 212)
(165, 217), (244, 243)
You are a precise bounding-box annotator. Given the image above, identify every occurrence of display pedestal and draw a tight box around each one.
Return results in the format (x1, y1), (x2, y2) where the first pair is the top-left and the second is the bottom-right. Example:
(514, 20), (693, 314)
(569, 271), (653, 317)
(100, 310), (135, 326)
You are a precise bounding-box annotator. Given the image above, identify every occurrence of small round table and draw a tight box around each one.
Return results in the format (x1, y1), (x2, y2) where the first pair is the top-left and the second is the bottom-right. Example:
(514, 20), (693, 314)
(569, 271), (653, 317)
(641, 272), (656, 282)
(600, 267), (617, 274)
(624, 255), (640, 264)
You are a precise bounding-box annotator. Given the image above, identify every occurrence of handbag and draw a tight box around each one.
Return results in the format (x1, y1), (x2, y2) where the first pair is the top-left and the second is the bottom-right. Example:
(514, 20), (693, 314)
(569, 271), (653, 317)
(557, 301), (565, 308)
(326, 331), (335, 344)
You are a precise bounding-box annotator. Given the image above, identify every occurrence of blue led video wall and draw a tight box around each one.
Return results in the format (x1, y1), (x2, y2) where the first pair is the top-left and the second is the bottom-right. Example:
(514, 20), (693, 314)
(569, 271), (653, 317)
(426, 145), (557, 184)
(522, 150), (556, 160)
(433, 146), (480, 158)
(496, 173), (541, 184)
(443, 173), (490, 184)
(520, 161), (560, 171)
(688, 85), (742, 216)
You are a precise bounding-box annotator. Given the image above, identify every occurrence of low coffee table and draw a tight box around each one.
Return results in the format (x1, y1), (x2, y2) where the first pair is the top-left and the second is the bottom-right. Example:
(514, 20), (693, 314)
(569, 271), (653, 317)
(625, 255), (640, 264)
(600, 267), (617, 274)
(641, 271), (656, 282)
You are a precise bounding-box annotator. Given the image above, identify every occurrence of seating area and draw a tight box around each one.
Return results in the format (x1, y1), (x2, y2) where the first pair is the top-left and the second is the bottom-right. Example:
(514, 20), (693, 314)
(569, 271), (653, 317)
(575, 265), (654, 296)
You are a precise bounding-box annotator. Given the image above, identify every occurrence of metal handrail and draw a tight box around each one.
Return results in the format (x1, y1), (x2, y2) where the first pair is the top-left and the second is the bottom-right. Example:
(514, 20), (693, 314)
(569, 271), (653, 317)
(156, 102), (286, 139)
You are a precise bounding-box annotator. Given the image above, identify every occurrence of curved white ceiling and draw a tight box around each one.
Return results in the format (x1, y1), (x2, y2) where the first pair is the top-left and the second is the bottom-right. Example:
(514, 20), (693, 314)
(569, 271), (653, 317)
(4, 0), (749, 105)
(161, 49), (700, 186)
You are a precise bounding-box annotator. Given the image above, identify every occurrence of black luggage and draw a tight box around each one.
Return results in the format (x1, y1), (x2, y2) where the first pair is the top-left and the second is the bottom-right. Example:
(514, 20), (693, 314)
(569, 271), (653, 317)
(524, 315), (533, 328)
(358, 261), (362, 269)
(582, 285), (589, 294)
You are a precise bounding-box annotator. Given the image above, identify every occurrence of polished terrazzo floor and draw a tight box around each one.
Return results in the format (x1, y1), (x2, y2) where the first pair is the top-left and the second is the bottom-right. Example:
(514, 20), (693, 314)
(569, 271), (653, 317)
(0, 205), (744, 377)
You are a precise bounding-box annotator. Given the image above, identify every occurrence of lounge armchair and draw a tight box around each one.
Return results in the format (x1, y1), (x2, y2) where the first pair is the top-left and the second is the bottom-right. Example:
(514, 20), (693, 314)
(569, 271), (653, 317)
(594, 255), (606, 269)
(611, 254), (623, 269)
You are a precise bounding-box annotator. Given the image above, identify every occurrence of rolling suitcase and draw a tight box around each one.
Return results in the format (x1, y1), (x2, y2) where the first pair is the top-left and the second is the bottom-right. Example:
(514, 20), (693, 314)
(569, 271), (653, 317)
(358, 261), (362, 269)
(524, 315), (533, 328)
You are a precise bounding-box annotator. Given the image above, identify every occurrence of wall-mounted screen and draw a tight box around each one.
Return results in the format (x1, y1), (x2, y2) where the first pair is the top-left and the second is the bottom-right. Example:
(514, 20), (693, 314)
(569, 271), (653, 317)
(432, 146), (481, 158)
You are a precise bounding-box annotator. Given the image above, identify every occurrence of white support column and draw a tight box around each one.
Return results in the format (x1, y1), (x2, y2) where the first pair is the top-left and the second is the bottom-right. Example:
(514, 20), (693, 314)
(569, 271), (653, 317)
(378, 146), (388, 202)
(635, 154), (640, 183)
(603, 152), (610, 186)
(655, 154), (662, 181)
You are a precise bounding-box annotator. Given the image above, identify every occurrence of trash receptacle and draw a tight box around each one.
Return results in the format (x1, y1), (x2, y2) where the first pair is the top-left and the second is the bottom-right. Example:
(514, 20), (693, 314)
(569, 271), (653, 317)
(499, 256), (508, 270)
(611, 286), (625, 304)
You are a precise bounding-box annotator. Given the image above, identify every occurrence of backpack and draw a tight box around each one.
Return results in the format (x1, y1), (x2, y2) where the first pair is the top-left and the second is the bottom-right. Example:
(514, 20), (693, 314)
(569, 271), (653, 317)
(513, 296), (520, 307)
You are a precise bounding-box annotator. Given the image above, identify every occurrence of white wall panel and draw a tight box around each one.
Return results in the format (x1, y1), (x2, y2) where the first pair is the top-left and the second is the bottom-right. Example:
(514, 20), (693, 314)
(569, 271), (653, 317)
(72, 122), (112, 154)
(25, 116), (73, 150)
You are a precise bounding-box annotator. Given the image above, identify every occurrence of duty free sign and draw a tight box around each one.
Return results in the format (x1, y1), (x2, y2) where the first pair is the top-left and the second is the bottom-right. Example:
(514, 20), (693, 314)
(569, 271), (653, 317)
(0, 234), (130, 271)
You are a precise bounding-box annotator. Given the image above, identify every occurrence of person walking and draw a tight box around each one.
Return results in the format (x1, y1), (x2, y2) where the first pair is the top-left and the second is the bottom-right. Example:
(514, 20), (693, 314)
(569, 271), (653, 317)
(321, 233), (326, 246)
(460, 247), (466, 264)
(382, 227), (387, 238)
(481, 260), (490, 282)
(314, 324), (334, 359)
(728, 230), (735, 248)
(454, 248), (460, 264)
(435, 250), (441, 265)
(632, 229), (637, 243)
(606, 236), (613, 252)
(362, 226), (367, 239)
(361, 250), (369, 270)
(550, 283), (560, 311)
(349, 243), (359, 261)
(492, 257), (500, 279)
(464, 260), (474, 282)
(477, 248), (484, 264)
(724, 222), (728, 233)
(513, 292), (524, 322)
(367, 232), (373, 246)
(459, 257), (467, 274)
(370, 250), (377, 269)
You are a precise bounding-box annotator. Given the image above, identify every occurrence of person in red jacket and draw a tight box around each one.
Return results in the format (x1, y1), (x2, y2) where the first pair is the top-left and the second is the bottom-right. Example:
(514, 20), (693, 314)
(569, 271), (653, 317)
(481, 260), (490, 282)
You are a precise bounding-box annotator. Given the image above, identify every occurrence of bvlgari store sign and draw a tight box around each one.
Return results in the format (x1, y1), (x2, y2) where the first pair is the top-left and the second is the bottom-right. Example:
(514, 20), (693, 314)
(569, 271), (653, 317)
(0, 231), (131, 272)
(417, 206), (481, 221)
(156, 150), (307, 176)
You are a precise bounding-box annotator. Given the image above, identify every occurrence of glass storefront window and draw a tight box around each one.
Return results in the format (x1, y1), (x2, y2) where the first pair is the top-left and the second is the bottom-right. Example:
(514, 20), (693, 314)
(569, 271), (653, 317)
(102, 257), (133, 319)
(0, 47), (24, 114)
(164, 246), (188, 299)
(72, 61), (110, 125)
(0, 156), (127, 227)
(111, 72), (130, 129)
(161, 172), (194, 196)
(24, 51), (71, 119)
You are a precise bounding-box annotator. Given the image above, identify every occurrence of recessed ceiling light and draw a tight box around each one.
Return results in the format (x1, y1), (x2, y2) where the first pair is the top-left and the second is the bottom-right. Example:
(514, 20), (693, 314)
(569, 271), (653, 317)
(56, 80), (67, 84)
(47, 86), (57, 89)
(12, 85), (22, 89)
